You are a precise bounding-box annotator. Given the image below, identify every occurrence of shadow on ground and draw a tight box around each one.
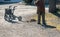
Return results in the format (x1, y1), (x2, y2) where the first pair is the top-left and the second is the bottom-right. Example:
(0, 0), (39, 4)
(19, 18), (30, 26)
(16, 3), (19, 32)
(40, 22), (56, 28)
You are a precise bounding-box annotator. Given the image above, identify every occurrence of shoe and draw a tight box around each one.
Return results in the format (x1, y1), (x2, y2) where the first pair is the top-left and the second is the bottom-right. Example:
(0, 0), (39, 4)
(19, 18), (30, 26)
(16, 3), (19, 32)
(38, 23), (41, 25)
(42, 25), (47, 28)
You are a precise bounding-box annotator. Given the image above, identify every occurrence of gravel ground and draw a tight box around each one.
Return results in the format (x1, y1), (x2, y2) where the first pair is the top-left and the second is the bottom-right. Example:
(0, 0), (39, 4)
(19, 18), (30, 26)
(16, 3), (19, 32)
(0, 3), (60, 37)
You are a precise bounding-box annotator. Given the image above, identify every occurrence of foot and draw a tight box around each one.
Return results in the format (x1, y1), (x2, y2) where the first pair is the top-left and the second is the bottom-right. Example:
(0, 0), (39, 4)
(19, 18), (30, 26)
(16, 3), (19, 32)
(38, 23), (41, 25)
(42, 25), (47, 28)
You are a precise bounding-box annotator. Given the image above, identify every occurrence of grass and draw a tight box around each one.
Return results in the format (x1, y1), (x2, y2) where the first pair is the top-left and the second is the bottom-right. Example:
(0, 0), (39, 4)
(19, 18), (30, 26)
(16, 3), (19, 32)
(32, 13), (60, 30)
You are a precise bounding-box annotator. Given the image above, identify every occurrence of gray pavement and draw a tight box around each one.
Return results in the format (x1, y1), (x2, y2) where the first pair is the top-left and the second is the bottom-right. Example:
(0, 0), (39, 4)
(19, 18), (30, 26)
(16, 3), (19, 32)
(0, 4), (60, 37)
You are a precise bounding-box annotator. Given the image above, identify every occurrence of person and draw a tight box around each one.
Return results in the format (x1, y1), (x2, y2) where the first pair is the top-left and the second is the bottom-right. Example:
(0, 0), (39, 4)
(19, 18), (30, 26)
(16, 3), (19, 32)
(34, 0), (46, 25)
(4, 6), (15, 21)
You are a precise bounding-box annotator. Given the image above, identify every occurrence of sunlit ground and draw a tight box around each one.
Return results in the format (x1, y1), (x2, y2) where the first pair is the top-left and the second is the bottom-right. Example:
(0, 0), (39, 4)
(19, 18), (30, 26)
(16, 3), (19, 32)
(32, 12), (60, 31)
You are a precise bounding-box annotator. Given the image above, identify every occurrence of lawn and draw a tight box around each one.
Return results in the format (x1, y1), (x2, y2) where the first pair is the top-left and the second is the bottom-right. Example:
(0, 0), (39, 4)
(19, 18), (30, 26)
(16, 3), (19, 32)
(32, 12), (60, 30)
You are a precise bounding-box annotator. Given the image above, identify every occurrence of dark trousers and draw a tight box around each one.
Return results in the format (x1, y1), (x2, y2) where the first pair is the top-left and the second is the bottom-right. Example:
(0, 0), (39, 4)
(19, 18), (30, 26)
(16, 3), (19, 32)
(38, 12), (46, 25)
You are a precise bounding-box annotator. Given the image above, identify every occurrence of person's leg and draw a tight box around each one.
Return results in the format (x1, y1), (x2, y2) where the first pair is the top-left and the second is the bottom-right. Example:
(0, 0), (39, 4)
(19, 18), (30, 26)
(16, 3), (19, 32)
(42, 12), (46, 25)
(9, 14), (12, 21)
(37, 13), (41, 24)
(8, 11), (12, 21)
